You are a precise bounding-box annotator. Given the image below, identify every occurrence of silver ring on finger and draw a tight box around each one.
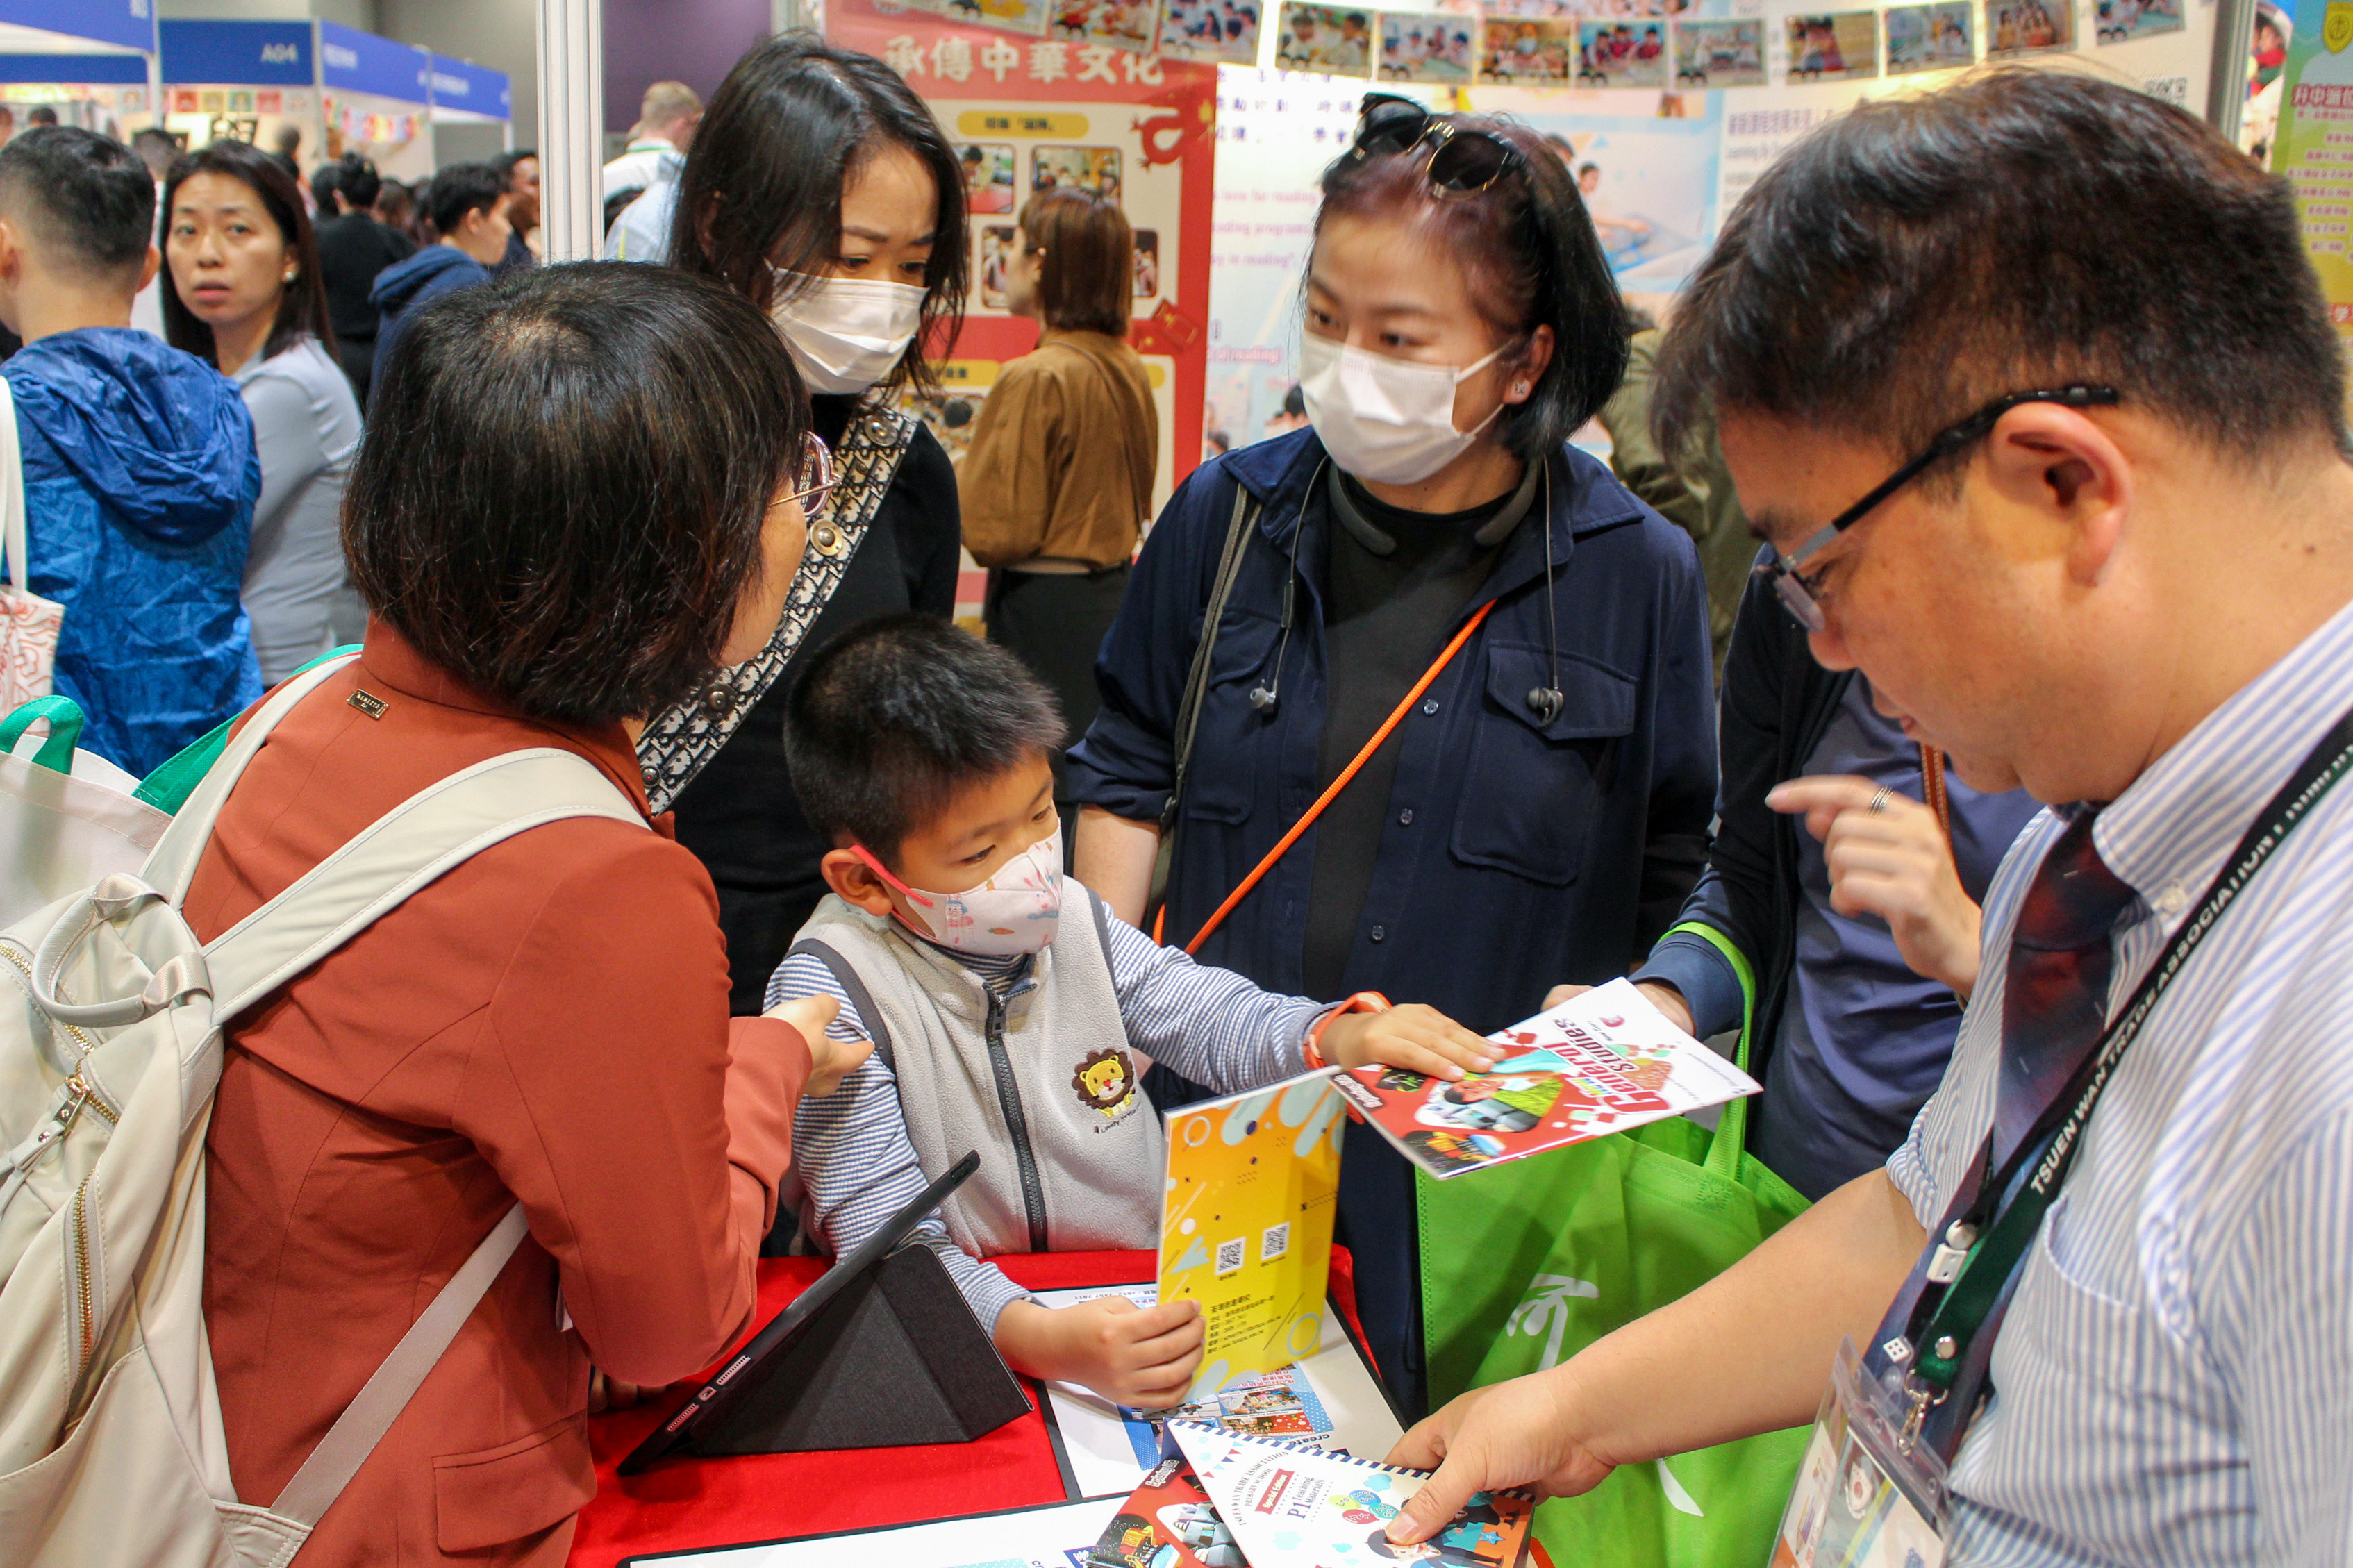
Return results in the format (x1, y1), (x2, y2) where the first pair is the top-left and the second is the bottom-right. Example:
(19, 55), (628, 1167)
(1868, 786), (1894, 814)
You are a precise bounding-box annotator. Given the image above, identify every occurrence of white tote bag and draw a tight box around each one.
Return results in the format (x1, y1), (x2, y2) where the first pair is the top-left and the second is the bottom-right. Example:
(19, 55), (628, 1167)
(0, 376), (63, 714)
(0, 697), (171, 928)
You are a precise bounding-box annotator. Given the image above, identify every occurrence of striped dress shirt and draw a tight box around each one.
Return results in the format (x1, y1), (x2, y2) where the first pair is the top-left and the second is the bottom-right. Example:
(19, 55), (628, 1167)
(1888, 597), (2353, 1565)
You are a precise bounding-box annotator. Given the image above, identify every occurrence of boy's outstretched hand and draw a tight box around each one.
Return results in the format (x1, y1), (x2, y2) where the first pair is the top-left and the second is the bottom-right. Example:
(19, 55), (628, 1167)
(995, 1294), (1206, 1408)
(1319, 1003), (1496, 1081)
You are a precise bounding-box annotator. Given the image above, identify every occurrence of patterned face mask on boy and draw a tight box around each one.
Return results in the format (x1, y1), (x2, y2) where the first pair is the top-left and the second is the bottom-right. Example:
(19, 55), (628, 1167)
(851, 828), (1064, 958)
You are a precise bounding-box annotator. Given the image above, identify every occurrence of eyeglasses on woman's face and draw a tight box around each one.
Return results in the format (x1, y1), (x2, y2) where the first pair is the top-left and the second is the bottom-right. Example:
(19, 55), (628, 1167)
(1349, 94), (1525, 197)
(1761, 385), (2122, 633)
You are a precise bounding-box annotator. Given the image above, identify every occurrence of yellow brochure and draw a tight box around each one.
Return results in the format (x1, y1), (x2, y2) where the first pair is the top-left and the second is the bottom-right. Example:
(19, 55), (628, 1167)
(1156, 1067), (1346, 1382)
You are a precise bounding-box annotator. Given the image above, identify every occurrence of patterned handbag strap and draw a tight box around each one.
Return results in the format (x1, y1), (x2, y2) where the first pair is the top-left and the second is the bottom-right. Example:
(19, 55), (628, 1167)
(636, 399), (920, 815)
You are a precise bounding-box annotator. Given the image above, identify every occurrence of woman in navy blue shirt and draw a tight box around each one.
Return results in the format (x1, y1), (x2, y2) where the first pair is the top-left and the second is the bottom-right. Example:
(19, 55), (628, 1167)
(1067, 100), (1716, 1418)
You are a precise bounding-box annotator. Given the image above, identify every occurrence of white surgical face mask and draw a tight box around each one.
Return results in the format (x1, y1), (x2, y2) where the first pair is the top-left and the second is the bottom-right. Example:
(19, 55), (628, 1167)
(1298, 332), (1506, 485)
(769, 269), (926, 394)
(853, 828), (1064, 958)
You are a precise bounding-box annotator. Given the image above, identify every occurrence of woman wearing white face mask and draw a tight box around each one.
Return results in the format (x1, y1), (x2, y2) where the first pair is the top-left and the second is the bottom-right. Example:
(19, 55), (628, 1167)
(635, 36), (970, 1016)
(1067, 99), (1718, 1419)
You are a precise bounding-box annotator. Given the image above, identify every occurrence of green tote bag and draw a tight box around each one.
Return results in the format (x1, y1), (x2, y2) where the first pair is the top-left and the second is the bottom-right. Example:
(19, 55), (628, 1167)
(1418, 924), (1813, 1568)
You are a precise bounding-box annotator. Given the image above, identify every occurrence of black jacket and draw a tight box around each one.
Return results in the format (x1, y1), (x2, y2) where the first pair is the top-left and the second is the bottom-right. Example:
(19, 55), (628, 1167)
(1635, 556), (1849, 1083)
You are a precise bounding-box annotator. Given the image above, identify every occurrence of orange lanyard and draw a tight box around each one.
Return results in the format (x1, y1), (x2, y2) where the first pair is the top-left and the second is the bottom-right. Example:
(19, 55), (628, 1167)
(1162, 597), (1499, 954)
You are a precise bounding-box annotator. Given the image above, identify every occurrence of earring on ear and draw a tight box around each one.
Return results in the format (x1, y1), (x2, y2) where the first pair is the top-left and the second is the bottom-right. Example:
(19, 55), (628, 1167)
(1513, 381), (1529, 394)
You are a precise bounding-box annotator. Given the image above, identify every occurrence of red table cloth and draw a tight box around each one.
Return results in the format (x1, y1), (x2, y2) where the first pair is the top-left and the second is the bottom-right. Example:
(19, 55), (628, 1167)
(565, 1247), (1366, 1566)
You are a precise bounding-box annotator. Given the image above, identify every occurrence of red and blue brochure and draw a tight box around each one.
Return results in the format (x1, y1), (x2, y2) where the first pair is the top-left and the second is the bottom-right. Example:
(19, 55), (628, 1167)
(1330, 979), (1759, 1179)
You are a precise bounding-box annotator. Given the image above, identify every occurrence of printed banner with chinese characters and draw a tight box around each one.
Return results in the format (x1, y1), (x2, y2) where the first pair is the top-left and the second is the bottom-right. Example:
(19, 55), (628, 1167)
(2276, 0), (2353, 349)
(831, 0), (1218, 506)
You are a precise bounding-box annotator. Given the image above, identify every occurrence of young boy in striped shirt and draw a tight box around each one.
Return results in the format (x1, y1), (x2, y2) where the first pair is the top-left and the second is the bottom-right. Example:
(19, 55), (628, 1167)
(767, 615), (1495, 1407)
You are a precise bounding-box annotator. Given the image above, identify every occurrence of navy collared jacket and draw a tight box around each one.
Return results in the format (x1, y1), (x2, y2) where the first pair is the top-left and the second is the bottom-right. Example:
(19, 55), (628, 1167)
(1067, 428), (1718, 1035)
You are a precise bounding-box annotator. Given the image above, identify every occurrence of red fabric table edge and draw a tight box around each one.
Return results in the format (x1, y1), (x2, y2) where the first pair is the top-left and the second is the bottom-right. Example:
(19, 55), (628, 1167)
(565, 1246), (1367, 1567)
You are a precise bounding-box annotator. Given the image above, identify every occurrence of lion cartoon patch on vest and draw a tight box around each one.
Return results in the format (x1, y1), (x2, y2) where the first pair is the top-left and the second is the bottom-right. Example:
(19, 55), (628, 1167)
(1073, 1046), (1142, 1129)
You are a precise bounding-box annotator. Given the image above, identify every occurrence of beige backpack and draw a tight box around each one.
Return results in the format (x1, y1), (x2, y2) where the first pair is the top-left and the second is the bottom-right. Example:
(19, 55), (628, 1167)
(0, 656), (640, 1566)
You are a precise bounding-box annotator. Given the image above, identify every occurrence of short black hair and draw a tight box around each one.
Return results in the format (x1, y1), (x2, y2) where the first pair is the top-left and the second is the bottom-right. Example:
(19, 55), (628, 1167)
(347, 263), (809, 728)
(423, 160), (506, 237)
(162, 140), (337, 365)
(493, 147), (538, 181)
(0, 126), (154, 283)
(1316, 115), (1628, 459)
(1281, 382), (1304, 417)
(671, 33), (969, 396)
(785, 615), (1065, 866)
(335, 152), (382, 211)
(309, 159), (341, 210)
(1655, 69), (2347, 472)
(26, 108), (57, 128)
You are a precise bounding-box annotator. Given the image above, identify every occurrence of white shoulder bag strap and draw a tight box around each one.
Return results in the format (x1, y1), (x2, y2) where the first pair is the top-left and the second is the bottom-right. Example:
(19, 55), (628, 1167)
(201, 744), (645, 1527)
(140, 653), (362, 903)
(1, 375), (23, 598)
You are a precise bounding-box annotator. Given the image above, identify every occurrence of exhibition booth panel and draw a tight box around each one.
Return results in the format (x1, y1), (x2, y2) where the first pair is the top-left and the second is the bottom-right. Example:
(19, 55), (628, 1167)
(159, 20), (318, 175)
(0, 0), (157, 143)
(318, 19), (433, 183)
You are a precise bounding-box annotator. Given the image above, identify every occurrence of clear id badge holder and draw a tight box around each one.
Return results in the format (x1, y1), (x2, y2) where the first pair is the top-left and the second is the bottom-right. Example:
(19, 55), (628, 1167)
(1768, 1337), (1948, 1568)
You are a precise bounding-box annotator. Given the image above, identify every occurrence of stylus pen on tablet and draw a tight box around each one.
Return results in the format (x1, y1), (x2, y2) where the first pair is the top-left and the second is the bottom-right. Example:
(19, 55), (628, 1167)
(618, 1149), (983, 1476)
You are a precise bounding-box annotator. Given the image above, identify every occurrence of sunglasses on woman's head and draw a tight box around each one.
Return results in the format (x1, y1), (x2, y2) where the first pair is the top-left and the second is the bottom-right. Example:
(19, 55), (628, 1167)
(1349, 93), (1524, 197)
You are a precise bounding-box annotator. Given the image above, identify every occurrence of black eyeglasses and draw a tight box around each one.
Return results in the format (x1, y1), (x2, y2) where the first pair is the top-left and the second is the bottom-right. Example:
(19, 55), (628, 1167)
(1761, 385), (2122, 632)
(1349, 93), (1524, 197)
(786, 434), (836, 520)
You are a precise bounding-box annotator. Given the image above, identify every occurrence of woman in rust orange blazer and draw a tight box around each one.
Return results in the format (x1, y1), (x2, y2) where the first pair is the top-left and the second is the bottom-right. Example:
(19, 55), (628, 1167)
(182, 264), (864, 1565)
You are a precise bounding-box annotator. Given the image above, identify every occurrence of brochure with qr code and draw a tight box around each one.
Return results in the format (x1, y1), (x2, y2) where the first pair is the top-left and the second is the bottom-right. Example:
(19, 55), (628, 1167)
(1157, 1068), (1345, 1382)
(1329, 979), (1761, 1181)
(1167, 1421), (1536, 1568)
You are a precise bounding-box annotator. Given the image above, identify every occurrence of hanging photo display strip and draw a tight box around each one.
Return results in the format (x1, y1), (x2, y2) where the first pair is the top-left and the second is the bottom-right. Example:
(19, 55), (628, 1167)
(1274, 3), (1381, 74)
(1380, 10), (1481, 80)
(1674, 20), (1768, 86)
(1156, 0), (2208, 87)
(1161, 0), (1266, 62)
(1886, 1), (1974, 72)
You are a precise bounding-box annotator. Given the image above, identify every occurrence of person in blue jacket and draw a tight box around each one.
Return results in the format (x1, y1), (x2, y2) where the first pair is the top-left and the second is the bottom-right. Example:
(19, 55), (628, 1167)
(1068, 99), (1716, 1418)
(368, 161), (512, 390)
(0, 126), (260, 775)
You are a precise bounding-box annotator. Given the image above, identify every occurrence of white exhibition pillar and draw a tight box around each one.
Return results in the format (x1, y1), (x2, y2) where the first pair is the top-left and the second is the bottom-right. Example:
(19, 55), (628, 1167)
(537, 0), (604, 262)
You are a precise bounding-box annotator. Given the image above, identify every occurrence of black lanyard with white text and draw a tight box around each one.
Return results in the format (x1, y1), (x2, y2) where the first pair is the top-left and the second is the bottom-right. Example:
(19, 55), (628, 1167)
(1878, 706), (2353, 1462)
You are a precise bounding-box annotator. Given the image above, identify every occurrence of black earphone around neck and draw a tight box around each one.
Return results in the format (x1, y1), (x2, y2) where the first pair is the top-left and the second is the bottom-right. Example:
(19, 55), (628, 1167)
(1247, 459), (1564, 723)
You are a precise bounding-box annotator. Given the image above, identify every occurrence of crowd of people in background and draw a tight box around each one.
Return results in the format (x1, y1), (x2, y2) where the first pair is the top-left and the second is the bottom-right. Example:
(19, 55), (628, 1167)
(2, 48), (2349, 1568)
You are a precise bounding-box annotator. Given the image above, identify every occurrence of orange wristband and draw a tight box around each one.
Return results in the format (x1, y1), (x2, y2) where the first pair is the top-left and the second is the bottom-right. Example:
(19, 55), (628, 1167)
(1304, 991), (1392, 1070)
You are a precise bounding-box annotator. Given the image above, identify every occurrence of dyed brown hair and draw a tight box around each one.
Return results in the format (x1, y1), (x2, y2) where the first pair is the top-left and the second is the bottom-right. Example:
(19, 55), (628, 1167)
(1020, 186), (1132, 337)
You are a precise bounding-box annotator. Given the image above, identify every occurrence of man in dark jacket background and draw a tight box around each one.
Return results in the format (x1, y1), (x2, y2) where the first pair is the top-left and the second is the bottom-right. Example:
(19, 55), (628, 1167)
(368, 162), (510, 390)
(0, 127), (260, 773)
(313, 153), (415, 403)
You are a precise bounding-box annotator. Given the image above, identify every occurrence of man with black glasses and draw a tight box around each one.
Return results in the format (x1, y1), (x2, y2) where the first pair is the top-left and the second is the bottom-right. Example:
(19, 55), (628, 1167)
(1384, 69), (2353, 1567)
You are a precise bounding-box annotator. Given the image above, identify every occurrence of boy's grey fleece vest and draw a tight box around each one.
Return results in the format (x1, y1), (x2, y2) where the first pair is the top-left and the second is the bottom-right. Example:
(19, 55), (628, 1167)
(792, 883), (1163, 1256)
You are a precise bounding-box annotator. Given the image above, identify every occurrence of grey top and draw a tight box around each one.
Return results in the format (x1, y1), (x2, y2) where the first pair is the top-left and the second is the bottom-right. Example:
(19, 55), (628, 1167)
(233, 337), (365, 682)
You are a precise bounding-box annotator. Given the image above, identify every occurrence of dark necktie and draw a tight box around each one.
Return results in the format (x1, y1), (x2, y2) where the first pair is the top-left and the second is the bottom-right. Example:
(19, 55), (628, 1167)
(1869, 803), (2140, 1451)
(1993, 805), (2140, 1166)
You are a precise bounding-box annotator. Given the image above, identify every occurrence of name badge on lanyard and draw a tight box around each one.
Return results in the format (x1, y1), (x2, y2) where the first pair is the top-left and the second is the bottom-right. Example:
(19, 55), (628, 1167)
(1771, 1339), (1948, 1568)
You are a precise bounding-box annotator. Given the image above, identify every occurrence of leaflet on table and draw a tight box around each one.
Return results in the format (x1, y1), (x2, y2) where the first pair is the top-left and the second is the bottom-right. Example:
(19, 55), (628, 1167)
(1329, 978), (1758, 1180)
(1084, 1453), (1245, 1567)
(1157, 1067), (1347, 1378)
(1030, 1283), (1402, 1499)
(1167, 1421), (1536, 1568)
(617, 1496), (1121, 1567)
